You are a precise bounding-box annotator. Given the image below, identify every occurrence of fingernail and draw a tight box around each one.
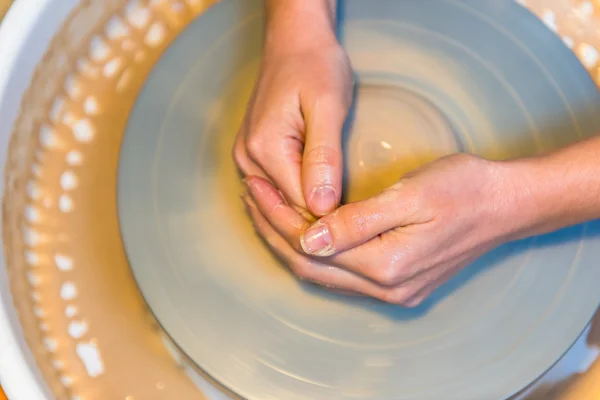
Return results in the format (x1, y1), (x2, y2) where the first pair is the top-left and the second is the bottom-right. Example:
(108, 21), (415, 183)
(300, 222), (334, 256)
(309, 185), (337, 215)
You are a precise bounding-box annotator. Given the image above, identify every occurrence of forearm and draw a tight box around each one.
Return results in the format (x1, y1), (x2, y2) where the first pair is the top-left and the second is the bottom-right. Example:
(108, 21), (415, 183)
(264, 0), (338, 53)
(503, 135), (600, 238)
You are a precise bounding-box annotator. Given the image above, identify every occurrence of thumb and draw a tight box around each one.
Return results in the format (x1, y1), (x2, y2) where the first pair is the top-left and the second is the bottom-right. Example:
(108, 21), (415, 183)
(299, 182), (418, 257)
(302, 91), (350, 216)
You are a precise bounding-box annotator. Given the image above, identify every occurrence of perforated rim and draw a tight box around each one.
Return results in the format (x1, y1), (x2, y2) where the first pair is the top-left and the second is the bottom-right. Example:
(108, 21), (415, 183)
(0, 1), (73, 398)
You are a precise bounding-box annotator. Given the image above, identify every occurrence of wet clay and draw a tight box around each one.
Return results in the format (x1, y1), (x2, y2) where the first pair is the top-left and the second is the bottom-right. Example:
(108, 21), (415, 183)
(118, 1), (600, 399)
(343, 84), (458, 202)
(0, 1), (10, 21)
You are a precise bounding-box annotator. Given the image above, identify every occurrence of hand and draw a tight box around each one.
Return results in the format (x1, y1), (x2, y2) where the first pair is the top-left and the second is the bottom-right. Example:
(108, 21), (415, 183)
(233, 28), (354, 216)
(244, 153), (526, 306)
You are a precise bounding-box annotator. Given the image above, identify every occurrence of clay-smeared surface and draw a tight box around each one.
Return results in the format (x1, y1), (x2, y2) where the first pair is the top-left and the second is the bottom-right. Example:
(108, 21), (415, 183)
(118, 1), (600, 399)
(343, 84), (459, 202)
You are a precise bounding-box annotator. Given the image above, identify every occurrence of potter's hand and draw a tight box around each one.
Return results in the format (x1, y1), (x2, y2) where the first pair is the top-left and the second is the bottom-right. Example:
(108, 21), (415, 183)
(234, 0), (353, 216)
(296, 153), (523, 305)
(249, 134), (600, 305)
(245, 153), (522, 306)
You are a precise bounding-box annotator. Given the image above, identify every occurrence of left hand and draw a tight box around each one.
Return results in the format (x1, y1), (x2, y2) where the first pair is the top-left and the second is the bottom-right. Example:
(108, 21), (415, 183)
(233, 19), (353, 217)
(244, 153), (529, 306)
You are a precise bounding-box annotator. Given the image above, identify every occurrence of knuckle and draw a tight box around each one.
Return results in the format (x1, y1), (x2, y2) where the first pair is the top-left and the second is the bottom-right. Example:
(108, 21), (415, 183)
(349, 257), (372, 277)
(383, 179), (426, 216)
(232, 136), (247, 169)
(311, 76), (338, 95)
(372, 262), (400, 286)
(401, 296), (425, 308)
(387, 250), (409, 275)
(336, 206), (369, 243)
(289, 261), (309, 279)
(388, 235), (419, 268)
(380, 287), (415, 305)
(381, 182), (404, 198)
(371, 248), (410, 286)
(454, 152), (481, 167)
(316, 90), (342, 110)
(246, 134), (265, 162)
(409, 184), (428, 211)
(304, 144), (340, 168)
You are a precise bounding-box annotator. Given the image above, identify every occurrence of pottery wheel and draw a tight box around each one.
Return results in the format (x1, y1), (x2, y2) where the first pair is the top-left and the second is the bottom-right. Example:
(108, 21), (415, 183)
(117, 1), (600, 399)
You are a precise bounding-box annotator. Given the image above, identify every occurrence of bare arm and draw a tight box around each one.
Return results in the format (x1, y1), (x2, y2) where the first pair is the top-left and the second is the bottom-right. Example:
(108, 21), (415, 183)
(239, 0), (600, 304)
(506, 135), (600, 239)
(264, 0), (338, 54)
(235, 0), (352, 216)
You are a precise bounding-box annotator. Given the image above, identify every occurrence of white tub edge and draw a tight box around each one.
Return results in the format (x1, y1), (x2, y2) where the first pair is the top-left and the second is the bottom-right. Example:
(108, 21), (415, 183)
(0, 0), (77, 399)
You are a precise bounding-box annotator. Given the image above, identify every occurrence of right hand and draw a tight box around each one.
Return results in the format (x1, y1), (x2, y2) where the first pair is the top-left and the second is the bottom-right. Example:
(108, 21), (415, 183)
(233, 25), (354, 216)
(243, 153), (521, 307)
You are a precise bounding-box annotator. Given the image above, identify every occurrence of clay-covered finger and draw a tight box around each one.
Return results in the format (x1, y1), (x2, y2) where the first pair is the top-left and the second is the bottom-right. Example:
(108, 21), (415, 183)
(243, 195), (420, 302)
(245, 176), (309, 251)
(245, 119), (306, 209)
(299, 182), (424, 257)
(233, 131), (270, 180)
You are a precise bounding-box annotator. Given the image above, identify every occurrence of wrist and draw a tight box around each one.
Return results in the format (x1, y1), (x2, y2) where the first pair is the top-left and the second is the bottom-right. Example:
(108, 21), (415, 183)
(464, 157), (532, 243)
(491, 141), (600, 241)
(264, 0), (338, 55)
(490, 158), (548, 241)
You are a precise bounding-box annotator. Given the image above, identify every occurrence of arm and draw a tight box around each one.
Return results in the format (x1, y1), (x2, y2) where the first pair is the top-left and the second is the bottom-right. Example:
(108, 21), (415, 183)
(234, 0), (353, 216)
(295, 136), (600, 261)
(244, 134), (600, 306)
(505, 135), (600, 239)
(265, 0), (338, 51)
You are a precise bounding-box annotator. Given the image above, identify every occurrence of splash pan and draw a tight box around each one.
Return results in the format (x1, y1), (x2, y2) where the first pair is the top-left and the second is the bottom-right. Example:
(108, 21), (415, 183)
(118, 1), (600, 400)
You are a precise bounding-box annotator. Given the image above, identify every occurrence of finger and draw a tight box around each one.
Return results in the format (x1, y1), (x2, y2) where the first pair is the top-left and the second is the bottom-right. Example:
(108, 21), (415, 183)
(328, 230), (419, 286)
(245, 176), (310, 251)
(299, 182), (423, 257)
(402, 286), (437, 309)
(245, 117), (307, 209)
(242, 194), (372, 294)
(399, 269), (455, 308)
(400, 254), (485, 307)
(329, 228), (474, 289)
(233, 131), (269, 179)
(242, 192), (421, 302)
(245, 178), (483, 305)
(246, 176), (419, 284)
(378, 263), (457, 307)
(301, 91), (349, 216)
(401, 268), (463, 308)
